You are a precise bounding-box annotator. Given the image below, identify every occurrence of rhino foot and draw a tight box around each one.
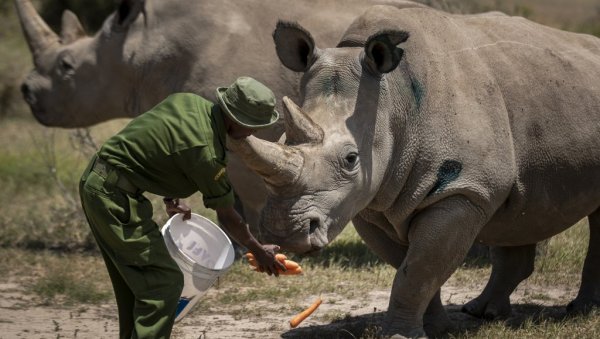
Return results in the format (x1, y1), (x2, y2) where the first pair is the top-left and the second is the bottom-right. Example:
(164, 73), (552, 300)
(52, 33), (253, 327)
(462, 296), (511, 320)
(423, 309), (453, 337)
(383, 328), (427, 339)
(566, 297), (600, 315)
(382, 321), (427, 339)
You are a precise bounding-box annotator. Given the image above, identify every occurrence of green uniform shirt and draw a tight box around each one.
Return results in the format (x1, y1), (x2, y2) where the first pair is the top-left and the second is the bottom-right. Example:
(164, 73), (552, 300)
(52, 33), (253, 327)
(98, 93), (234, 209)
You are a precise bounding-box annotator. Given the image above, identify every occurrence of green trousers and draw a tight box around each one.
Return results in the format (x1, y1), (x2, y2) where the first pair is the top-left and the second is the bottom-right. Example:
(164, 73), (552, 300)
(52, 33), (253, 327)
(79, 155), (184, 339)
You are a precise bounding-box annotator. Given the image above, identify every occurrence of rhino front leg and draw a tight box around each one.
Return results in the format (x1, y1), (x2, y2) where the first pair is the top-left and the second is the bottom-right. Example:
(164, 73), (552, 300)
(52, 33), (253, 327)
(568, 209), (600, 314)
(384, 196), (485, 337)
(354, 215), (451, 337)
(462, 244), (536, 319)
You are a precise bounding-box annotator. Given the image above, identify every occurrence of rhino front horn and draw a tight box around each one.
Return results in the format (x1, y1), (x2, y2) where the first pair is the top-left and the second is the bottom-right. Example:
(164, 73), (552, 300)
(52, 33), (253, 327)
(227, 135), (303, 187)
(14, 0), (59, 62)
(282, 96), (324, 145)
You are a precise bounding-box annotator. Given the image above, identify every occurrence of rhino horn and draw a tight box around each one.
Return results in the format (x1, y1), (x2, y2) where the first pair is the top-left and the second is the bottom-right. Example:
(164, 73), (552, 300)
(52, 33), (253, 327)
(60, 10), (86, 44)
(14, 0), (59, 62)
(227, 135), (304, 187)
(282, 96), (324, 145)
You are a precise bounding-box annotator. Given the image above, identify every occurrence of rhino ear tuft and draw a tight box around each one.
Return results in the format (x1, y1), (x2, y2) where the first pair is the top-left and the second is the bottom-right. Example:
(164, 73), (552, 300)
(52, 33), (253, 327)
(273, 20), (318, 73)
(60, 10), (86, 44)
(364, 30), (409, 74)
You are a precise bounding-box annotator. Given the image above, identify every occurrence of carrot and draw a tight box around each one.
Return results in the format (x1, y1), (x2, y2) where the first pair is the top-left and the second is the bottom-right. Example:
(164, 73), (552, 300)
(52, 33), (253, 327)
(283, 260), (300, 270)
(246, 252), (287, 262)
(289, 297), (322, 328)
(246, 252), (302, 275)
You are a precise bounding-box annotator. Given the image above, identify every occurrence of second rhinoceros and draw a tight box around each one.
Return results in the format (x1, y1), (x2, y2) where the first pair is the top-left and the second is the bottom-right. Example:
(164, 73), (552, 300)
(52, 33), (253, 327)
(229, 4), (600, 337)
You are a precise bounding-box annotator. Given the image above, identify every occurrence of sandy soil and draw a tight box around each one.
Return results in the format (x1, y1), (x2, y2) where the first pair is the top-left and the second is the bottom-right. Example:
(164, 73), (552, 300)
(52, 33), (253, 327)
(0, 279), (579, 339)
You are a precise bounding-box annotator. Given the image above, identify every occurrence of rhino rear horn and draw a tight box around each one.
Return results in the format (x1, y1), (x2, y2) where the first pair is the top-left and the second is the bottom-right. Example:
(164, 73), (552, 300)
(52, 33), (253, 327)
(273, 20), (318, 72)
(14, 0), (59, 61)
(60, 10), (86, 44)
(364, 30), (410, 74)
(282, 96), (323, 145)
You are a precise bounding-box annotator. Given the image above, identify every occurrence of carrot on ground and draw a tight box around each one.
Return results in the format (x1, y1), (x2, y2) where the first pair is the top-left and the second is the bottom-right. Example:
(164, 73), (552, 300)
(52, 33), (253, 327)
(289, 297), (322, 328)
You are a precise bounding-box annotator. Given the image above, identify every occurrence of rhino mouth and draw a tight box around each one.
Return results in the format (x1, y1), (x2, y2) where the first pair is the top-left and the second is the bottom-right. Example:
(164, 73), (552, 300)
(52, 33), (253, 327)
(259, 215), (330, 254)
(29, 107), (55, 126)
(308, 218), (329, 250)
(21, 83), (53, 126)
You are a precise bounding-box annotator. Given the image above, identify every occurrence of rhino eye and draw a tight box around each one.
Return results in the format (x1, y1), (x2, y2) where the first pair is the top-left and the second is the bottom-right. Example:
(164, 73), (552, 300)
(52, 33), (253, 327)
(57, 53), (76, 78)
(60, 58), (73, 71)
(344, 152), (359, 169)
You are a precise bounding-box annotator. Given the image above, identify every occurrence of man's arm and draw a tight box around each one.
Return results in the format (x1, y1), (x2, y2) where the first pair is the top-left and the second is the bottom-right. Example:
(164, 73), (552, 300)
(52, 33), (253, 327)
(216, 205), (286, 276)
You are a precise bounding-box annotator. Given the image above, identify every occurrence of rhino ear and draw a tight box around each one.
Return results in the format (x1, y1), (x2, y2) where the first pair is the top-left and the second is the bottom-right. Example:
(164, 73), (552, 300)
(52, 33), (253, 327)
(273, 20), (318, 72)
(364, 30), (410, 74)
(114, 0), (146, 30)
(60, 10), (86, 44)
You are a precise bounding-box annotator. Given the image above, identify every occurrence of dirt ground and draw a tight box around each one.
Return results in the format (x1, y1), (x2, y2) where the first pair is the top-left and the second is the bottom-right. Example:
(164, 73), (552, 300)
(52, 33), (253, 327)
(0, 279), (580, 339)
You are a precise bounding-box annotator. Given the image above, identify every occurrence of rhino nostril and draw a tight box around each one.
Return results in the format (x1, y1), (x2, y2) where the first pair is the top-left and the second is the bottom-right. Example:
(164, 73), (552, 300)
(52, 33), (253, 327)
(309, 218), (320, 234)
(20, 83), (36, 105)
(21, 83), (30, 96)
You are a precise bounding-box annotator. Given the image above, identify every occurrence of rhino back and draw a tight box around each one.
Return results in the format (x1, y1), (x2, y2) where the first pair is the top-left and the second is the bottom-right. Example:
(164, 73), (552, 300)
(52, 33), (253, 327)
(460, 16), (600, 243)
(121, 0), (417, 114)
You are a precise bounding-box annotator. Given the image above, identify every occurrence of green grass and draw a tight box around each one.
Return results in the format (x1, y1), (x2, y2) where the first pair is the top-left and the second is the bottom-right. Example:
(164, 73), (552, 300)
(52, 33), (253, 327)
(532, 219), (589, 285)
(0, 118), (218, 249)
(196, 226), (395, 307)
(451, 310), (600, 339)
(0, 220), (596, 337)
(0, 248), (112, 305)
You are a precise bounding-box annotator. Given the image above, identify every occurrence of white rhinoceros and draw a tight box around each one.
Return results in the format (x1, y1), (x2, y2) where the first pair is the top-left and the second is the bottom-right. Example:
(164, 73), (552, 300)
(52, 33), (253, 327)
(229, 4), (600, 337)
(14, 0), (425, 233)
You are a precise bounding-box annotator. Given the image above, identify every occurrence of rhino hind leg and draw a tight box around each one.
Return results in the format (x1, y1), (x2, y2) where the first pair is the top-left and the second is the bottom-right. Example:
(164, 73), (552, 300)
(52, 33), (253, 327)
(462, 244), (536, 319)
(567, 210), (600, 314)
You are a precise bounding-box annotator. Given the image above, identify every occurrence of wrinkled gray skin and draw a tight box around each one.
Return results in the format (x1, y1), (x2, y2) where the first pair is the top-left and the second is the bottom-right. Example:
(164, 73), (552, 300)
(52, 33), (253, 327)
(14, 0), (425, 234)
(229, 5), (600, 337)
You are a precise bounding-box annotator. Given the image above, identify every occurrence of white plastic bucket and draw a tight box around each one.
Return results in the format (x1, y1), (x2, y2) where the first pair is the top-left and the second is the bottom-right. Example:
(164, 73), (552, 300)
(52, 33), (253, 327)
(161, 213), (235, 322)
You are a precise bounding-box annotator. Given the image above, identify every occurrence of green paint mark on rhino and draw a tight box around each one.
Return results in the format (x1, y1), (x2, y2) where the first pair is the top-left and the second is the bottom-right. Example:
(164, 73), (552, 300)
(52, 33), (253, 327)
(321, 72), (341, 97)
(410, 77), (425, 109)
(428, 160), (462, 196)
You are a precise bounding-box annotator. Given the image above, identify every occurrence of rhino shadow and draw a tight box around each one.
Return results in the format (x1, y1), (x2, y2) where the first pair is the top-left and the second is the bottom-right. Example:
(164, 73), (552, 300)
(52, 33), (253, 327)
(281, 304), (579, 338)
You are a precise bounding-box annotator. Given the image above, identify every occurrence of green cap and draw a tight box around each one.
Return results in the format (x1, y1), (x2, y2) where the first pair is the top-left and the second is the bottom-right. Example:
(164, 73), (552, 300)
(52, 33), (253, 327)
(216, 77), (279, 128)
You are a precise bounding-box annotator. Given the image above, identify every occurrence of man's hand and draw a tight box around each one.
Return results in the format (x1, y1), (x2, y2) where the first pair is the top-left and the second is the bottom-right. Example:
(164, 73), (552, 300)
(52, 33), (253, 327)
(250, 244), (287, 277)
(164, 198), (192, 220)
(215, 206), (286, 275)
